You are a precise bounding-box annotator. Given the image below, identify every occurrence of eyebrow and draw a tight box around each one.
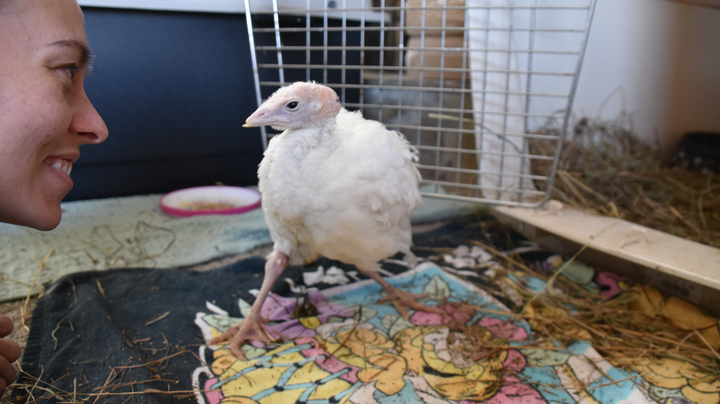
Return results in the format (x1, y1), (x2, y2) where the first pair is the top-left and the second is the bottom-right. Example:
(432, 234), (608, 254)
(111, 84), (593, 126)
(50, 39), (92, 68)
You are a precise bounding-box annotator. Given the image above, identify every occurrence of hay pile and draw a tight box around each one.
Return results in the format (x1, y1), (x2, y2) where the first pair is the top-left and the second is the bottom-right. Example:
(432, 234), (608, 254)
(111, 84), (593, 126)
(530, 116), (720, 249)
(467, 243), (720, 398)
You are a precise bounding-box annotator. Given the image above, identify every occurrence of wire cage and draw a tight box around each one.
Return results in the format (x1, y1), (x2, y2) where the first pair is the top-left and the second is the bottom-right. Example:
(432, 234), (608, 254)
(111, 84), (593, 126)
(243, 0), (597, 206)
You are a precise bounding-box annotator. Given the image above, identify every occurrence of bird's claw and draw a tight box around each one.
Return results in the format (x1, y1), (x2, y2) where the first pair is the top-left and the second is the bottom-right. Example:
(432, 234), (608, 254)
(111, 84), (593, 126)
(378, 289), (444, 320)
(209, 318), (276, 359)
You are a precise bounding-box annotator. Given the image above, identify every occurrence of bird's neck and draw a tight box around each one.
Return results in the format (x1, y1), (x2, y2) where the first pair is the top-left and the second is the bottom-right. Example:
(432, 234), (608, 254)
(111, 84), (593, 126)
(286, 121), (335, 150)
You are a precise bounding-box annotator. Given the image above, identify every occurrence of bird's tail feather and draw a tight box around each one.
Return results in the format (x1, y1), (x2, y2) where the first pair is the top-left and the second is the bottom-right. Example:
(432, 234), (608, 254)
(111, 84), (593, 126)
(402, 250), (418, 267)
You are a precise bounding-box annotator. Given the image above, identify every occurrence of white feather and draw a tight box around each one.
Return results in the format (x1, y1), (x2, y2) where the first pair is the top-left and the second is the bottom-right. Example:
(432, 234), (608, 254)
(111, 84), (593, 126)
(258, 108), (422, 271)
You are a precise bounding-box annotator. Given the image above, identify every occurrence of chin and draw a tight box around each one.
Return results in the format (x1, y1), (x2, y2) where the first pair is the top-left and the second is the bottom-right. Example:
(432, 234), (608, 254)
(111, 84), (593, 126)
(26, 211), (62, 231)
(33, 217), (62, 231)
(2, 212), (61, 231)
(29, 186), (71, 230)
(0, 189), (65, 230)
(25, 201), (64, 231)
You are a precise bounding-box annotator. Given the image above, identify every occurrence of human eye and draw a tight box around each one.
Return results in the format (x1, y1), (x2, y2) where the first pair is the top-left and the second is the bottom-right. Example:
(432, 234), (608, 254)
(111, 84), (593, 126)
(58, 64), (83, 81)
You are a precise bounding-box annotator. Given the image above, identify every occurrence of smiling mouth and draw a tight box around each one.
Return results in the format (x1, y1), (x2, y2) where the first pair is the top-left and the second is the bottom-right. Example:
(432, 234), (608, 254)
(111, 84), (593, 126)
(46, 159), (73, 176)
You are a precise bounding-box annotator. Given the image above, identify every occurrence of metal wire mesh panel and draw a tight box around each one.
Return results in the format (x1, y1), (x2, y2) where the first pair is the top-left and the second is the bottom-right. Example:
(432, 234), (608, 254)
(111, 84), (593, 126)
(244, 0), (597, 206)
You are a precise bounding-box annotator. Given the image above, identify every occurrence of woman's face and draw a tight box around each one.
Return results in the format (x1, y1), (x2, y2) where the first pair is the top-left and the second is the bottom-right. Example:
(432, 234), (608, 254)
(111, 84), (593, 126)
(0, 0), (108, 230)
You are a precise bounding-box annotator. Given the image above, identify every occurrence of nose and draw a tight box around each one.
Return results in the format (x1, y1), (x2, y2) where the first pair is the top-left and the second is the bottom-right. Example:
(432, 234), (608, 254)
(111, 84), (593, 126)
(70, 88), (109, 144)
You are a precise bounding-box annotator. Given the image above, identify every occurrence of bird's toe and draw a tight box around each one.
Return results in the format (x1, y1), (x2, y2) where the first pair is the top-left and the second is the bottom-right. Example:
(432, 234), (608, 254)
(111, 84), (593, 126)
(379, 288), (443, 320)
(209, 318), (276, 359)
(209, 323), (242, 345)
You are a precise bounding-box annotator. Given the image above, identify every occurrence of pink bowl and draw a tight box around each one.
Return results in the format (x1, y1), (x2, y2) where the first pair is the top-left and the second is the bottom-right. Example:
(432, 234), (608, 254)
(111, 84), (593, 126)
(159, 186), (261, 218)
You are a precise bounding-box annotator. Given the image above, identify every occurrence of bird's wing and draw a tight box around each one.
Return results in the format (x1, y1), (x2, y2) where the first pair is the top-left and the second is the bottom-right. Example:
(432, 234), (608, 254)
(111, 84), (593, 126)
(290, 109), (422, 265)
(325, 109), (422, 227)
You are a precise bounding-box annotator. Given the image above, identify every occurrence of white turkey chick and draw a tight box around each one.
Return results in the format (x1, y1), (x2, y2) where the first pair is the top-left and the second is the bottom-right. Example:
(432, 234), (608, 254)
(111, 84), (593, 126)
(211, 81), (443, 358)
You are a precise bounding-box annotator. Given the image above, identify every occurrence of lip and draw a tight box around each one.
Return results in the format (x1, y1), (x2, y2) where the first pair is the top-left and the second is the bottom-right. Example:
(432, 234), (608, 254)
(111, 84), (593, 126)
(49, 152), (80, 164)
(44, 152), (79, 185)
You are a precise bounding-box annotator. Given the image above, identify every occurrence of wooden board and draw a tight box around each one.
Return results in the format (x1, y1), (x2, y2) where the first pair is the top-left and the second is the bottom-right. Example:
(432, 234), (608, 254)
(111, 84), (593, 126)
(493, 202), (720, 317)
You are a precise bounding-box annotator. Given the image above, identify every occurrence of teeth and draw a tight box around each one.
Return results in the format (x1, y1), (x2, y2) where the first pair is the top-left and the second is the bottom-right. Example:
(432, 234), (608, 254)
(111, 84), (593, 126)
(50, 161), (72, 176)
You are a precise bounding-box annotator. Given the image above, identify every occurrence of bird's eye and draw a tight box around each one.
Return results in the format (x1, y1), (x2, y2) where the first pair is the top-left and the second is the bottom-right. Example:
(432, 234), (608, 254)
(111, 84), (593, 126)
(286, 101), (299, 110)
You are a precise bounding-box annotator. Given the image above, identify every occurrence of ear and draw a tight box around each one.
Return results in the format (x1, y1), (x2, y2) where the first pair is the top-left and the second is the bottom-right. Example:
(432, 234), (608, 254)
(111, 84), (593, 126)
(309, 101), (323, 112)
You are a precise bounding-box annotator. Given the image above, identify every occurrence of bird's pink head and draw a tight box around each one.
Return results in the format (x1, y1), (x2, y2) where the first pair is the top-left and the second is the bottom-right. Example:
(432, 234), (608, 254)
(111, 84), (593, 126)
(244, 82), (342, 131)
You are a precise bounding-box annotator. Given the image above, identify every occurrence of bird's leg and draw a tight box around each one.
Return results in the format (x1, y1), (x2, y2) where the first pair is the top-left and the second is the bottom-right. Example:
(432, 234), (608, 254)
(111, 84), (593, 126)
(356, 266), (444, 320)
(210, 250), (290, 359)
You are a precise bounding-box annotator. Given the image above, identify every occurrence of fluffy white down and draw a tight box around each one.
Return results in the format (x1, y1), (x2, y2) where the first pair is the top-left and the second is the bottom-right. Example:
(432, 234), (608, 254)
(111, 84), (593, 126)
(258, 108), (422, 270)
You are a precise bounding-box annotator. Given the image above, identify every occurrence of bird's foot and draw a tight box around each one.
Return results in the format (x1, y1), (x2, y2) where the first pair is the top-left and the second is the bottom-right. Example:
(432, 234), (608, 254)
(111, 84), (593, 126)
(378, 288), (444, 320)
(209, 316), (275, 359)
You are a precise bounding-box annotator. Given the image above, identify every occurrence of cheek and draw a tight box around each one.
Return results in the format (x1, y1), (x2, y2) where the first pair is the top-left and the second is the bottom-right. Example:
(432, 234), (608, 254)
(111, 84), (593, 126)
(11, 69), (73, 133)
(7, 94), (70, 139)
(0, 97), (71, 165)
(34, 88), (75, 138)
(0, 81), (72, 196)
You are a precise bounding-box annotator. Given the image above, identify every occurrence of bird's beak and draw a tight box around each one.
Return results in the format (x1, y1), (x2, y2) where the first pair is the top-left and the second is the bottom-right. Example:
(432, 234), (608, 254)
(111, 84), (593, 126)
(243, 107), (269, 128)
(243, 120), (260, 128)
(243, 116), (263, 127)
(244, 107), (290, 128)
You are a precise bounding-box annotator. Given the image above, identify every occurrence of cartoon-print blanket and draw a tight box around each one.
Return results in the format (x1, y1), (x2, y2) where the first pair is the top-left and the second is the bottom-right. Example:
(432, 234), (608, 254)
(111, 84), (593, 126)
(194, 262), (652, 404)
(13, 217), (720, 404)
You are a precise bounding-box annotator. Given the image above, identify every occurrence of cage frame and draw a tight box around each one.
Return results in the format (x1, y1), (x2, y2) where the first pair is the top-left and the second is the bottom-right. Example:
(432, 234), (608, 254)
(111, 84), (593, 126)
(243, 0), (598, 207)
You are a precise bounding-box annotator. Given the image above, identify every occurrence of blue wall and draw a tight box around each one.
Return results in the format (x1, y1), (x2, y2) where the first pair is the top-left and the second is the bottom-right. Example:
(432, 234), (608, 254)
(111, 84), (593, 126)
(67, 7), (264, 200)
